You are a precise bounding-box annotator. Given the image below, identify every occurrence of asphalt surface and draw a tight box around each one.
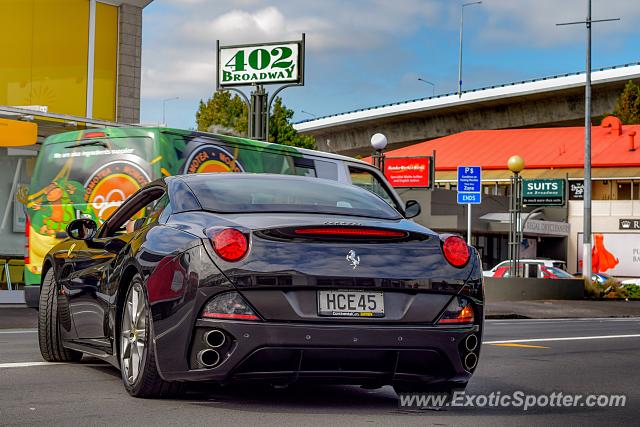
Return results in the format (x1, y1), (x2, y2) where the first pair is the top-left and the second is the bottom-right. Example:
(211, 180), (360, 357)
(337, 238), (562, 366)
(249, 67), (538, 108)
(0, 317), (638, 426)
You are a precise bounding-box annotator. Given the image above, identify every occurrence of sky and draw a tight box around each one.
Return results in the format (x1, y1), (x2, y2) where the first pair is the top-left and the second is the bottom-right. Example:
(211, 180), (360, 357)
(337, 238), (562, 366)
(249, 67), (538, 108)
(139, 0), (640, 130)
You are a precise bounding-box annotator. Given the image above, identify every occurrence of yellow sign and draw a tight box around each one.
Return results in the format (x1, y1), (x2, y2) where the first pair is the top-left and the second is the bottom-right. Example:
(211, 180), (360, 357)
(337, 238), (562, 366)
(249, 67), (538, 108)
(0, 118), (37, 147)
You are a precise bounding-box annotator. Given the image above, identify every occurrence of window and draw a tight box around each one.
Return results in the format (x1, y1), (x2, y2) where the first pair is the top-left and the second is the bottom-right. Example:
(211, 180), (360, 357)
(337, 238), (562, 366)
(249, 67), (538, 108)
(347, 167), (397, 208)
(593, 180), (611, 200)
(103, 188), (165, 237)
(185, 175), (401, 220)
(615, 181), (632, 200)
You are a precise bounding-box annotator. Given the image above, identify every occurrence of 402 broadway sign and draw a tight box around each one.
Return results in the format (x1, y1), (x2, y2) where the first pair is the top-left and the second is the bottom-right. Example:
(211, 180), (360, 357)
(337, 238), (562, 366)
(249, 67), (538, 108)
(218, 41), (302, 86)
(522, 179), (565, 206)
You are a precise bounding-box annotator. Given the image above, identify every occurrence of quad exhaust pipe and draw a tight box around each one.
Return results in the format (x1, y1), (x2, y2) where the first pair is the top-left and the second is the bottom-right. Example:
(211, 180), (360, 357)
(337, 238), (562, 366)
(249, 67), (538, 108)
(203, 329), (226, 348)
(464, 352), (478, 371)
(197, 349), (221, 368)
(465, 334), (478, 352)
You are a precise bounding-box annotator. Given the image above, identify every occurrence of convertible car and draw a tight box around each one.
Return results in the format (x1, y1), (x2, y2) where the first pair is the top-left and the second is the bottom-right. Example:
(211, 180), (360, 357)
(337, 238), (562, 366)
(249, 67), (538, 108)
(38, 173), (484, 398)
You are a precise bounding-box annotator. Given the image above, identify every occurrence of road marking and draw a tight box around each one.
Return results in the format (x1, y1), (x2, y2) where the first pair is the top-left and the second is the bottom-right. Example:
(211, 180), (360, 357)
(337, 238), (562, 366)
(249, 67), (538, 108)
(491, 343), (548, 349)
(0, 329), (37, 334)
(484, 334), (640, 345)
(488, 317), (640, 323)
(0, 361), (64, 368)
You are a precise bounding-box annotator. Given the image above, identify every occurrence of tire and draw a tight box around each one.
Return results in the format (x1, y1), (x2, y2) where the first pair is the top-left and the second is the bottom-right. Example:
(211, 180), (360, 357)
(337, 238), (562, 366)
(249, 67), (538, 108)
(393, 381), (467, 395)
(38, 269), (83, 362)
(119, 273), (182, 398)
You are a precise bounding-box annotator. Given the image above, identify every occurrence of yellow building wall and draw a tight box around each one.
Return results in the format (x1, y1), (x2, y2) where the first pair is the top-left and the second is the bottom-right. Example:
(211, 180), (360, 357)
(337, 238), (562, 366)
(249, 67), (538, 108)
(0, 0), (119, 119)
(93, 2), (119, 121)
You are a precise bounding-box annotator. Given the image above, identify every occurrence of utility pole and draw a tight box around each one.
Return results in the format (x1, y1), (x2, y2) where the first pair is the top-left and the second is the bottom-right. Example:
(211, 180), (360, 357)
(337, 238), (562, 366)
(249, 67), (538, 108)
(557, 1), (619, 279)
(458, 1), (482, 98)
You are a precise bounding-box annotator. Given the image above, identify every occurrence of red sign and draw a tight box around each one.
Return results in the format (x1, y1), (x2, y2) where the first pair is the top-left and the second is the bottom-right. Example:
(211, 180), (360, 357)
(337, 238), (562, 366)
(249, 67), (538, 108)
(383, 156), (432, 188)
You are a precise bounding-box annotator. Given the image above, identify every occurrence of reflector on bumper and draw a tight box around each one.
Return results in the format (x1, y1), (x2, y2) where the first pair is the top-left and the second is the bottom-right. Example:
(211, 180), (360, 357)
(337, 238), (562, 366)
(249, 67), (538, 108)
(202, 291), (260, 321)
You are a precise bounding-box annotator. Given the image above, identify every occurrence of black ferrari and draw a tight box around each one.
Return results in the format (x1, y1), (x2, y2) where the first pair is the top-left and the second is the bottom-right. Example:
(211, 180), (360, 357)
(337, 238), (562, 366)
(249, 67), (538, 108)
(38, 173), (483, 398)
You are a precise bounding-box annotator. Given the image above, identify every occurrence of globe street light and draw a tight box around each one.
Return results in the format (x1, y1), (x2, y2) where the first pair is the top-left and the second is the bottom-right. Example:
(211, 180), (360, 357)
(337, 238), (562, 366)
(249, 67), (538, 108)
(508, 155), (525, 277)
(458, 1), (482, 98)
(370, 133), (388, 171)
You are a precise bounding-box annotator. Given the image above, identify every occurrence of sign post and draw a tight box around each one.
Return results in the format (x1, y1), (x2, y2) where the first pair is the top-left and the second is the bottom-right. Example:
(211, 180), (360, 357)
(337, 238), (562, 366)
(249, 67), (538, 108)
(457, 166), (482, 245)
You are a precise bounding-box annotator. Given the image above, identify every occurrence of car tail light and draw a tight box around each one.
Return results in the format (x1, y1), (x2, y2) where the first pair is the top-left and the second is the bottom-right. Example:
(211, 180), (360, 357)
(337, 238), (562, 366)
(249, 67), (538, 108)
(442, 236), (470, 267)
(206, 228), (249, 262)
(202, 292), (259, 320)
(84, 131), (106, 138)
(437, 297), (475, 325)
(294, 227), (406, 237)
(24, 215), (30, 265)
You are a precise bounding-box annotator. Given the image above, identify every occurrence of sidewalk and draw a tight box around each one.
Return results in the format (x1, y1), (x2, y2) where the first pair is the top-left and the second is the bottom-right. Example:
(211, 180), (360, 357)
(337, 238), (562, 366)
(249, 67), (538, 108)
(486, 299), (640, 319)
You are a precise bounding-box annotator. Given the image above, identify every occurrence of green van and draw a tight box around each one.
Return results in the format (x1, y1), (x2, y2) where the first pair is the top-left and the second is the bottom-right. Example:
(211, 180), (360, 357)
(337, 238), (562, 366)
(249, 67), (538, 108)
(24, 127), (406, 307)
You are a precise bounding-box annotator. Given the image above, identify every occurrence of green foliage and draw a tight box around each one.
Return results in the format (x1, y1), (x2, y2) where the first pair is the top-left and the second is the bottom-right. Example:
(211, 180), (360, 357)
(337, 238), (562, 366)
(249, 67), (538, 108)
(584, 277), (629, 299)
(195, 92), (315, 149)
(196, 91), (248, 135)
(623, 284), (640, 299)
(268, 97), (316, 149)
(612, 80), (640, 124)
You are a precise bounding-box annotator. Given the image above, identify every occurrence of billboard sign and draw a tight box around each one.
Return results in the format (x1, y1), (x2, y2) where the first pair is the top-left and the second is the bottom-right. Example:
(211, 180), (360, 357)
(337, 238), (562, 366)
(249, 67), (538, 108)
(522, 179), (565, 206)
(218, 41), (302, 87)
(577, 232), (640, 277)
(383, 156), (433, 188)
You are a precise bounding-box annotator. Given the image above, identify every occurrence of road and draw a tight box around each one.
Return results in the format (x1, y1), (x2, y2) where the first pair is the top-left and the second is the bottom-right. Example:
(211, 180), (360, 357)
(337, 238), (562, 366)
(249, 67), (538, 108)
(0, 317), (638, 426)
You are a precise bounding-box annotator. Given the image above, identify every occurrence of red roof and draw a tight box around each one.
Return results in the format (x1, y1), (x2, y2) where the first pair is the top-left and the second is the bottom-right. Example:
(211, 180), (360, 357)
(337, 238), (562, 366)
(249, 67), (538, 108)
(366, 118), (640, 171)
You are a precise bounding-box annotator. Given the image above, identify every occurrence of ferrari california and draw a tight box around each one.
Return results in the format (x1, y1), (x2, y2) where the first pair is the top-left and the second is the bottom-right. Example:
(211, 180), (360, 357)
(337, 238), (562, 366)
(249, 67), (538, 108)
(38, 173), (484, 398)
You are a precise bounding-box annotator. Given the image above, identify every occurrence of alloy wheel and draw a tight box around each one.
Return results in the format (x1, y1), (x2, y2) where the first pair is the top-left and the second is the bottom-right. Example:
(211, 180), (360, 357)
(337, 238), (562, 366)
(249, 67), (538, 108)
(120, 283), (147, 385)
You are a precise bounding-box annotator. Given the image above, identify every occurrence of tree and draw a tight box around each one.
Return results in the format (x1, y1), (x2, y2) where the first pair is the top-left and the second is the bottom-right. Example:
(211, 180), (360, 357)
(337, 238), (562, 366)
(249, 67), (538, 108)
(195, 91), (248, 135)
(612, 80), (640, 124)
(195, 91), (316, 149)
(268, 97), (316, 149)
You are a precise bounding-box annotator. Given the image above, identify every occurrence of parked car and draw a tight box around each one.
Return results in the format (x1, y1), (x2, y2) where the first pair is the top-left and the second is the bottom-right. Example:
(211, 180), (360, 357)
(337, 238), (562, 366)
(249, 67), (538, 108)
(491, 264), (575, 279)
(484, 259), (568, 278)
(37, 174), (483, 398)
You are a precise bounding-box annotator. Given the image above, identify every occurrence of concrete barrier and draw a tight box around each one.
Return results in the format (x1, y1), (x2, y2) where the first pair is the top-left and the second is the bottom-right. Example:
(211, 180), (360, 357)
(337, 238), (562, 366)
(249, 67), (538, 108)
(484, 278), (584, 302)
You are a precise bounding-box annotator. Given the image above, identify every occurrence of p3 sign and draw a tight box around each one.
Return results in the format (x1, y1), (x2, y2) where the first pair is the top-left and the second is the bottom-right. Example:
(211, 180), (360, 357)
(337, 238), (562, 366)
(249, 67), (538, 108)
(457, 166), (481, 205)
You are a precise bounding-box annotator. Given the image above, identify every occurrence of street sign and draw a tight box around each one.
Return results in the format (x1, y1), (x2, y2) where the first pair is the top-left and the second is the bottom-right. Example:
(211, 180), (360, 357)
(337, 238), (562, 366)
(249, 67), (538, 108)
(457, 166), (482, 204)
(384, 156), (433, 188)
(218, 41), (302, 87)
(457, 192), (481, 204)
(522, 179), (565, 206)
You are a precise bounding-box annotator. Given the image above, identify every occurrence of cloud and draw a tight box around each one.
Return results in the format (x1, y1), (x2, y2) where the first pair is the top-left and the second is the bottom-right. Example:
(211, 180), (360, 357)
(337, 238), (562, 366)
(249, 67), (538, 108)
(477, 0), (640, 47)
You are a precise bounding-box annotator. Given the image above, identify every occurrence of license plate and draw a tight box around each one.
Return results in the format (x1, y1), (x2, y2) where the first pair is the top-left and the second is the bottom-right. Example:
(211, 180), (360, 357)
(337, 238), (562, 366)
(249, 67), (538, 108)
(317, 290), (384, 317)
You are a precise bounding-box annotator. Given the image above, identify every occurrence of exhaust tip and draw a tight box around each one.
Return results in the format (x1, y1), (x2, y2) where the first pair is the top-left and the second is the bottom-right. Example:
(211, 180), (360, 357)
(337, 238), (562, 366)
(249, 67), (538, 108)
(203, 329), (226, 348)
(464, 352), (478, 371)
(197, 349), (220, 368)
(465, 334), (478, 352)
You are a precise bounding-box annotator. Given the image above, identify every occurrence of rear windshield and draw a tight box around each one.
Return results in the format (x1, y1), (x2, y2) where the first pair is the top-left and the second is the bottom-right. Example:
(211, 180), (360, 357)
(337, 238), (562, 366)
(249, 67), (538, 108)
(184, 175), (402, 220)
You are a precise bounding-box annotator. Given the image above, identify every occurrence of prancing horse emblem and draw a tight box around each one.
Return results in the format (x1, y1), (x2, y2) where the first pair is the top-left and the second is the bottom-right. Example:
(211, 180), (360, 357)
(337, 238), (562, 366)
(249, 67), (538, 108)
(346, 250), (360, 269)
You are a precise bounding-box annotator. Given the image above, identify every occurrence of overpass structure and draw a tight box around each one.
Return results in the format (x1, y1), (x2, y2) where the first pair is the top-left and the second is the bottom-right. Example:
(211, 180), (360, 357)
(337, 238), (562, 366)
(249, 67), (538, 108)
(294, 63), (640, 156)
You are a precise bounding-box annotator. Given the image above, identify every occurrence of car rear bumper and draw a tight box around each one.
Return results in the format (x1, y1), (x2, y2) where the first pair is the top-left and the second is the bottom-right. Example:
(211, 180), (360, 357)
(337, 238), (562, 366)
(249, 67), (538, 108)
(156, 318), (481, 386)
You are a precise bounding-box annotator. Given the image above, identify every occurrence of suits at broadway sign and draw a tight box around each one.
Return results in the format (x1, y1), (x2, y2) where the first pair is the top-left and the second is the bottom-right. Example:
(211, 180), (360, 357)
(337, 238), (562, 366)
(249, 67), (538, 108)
(218, 41), (302, 86)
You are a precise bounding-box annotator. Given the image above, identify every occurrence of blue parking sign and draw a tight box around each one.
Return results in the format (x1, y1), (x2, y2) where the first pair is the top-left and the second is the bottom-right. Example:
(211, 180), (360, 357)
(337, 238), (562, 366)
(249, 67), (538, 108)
(457, 166), (481, 205)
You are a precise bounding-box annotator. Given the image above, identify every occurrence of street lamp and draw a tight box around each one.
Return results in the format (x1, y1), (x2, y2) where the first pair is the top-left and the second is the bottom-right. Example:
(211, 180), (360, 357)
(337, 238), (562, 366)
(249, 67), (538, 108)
(370, 133), (388, 171)
(162, 96), (179, 126)
(458, 1), (482, 98)
(417, 78), (436, 97)
(508, 155), (525, 277)
(301, 110), (316, 118)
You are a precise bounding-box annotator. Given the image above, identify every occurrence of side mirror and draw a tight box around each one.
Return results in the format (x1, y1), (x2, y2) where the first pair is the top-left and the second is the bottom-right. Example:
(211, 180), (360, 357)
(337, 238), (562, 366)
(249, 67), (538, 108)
(66, 218), (98, 241)
(404, 200), (421, 219)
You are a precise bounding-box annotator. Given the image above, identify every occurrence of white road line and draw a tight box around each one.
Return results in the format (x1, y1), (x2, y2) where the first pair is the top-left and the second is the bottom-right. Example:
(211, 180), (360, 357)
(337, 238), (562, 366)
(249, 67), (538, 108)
(0, 361), (108, 369)
(0, 361), (64, 368)
(0, 329), (37, 334)
(487, 317), (640, 323)
(484, 334), (640, 344)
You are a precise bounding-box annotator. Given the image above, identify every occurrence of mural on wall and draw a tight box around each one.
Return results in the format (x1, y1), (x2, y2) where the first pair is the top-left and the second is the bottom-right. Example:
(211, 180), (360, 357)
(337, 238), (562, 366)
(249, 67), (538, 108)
(578, 233), (638, 277)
